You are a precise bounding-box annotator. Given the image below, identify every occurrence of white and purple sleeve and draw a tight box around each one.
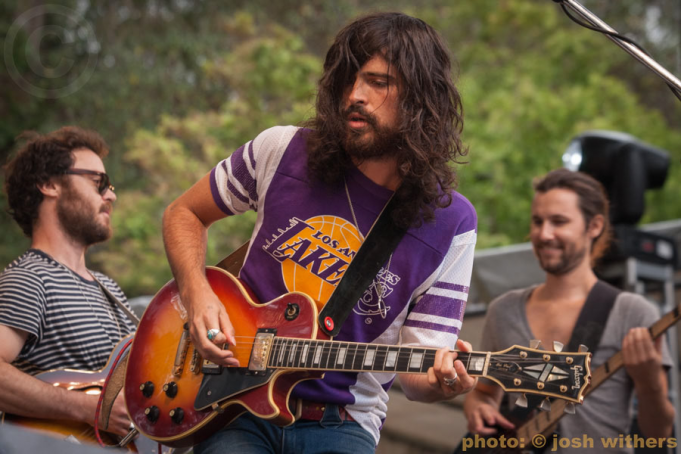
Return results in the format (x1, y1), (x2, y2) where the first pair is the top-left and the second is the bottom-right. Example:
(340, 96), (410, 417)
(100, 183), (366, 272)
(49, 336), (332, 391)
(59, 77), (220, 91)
(401, 228), (477, 349)
(210, 126), (298, 215)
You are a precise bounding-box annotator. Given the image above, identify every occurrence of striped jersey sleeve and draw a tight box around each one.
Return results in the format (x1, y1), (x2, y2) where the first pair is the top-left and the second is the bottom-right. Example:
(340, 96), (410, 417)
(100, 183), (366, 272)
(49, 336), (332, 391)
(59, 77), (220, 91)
(401, 228), (477, 349)
(210, 126), (300, 215)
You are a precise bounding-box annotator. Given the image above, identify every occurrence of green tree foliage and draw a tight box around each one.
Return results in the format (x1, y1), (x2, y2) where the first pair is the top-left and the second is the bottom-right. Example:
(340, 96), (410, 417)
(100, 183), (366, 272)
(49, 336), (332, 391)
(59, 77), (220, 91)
(1, 1), (679, 296)
(96, 20), (320, 293)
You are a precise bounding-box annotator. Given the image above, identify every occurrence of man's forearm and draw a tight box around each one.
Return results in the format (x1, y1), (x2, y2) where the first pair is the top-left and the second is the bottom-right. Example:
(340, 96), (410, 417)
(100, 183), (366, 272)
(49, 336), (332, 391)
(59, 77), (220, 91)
(162, 201), (211, 295)
(399, 374), (447, 402)
(0, 362), (95, 423)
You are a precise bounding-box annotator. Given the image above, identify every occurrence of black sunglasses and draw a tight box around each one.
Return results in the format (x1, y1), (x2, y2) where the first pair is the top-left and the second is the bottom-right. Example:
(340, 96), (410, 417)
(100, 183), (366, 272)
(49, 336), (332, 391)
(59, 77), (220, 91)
(63, 169), (115, 195)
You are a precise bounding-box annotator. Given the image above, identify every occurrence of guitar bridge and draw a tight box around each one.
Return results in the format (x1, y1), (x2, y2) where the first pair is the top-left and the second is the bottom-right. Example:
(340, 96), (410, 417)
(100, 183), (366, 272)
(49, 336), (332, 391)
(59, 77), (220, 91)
(248, 330), (275, 372)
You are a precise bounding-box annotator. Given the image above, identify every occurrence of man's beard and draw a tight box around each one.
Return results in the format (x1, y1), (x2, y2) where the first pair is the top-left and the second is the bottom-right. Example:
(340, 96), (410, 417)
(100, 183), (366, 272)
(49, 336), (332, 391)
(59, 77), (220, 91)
(534, 240), (587, 276)
(57, 184), (112, 246)
(342, 105), (403, 160)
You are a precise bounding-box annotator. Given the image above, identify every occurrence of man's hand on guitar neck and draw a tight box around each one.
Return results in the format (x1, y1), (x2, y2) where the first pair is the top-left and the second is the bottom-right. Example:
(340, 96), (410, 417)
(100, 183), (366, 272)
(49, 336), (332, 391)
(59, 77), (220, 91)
(622, 327), (675, 438)
(463, 381), (515, 436)
(400, 339), (478, 402)
(185, 283), (239, 367)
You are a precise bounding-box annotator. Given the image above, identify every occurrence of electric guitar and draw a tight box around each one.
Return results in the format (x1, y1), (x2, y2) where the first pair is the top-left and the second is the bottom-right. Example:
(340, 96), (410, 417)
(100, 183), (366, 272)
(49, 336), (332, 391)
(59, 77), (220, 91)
(1, 335), (172, 453)
(124, 266), (591, 448)
(454, 301), (681, 454)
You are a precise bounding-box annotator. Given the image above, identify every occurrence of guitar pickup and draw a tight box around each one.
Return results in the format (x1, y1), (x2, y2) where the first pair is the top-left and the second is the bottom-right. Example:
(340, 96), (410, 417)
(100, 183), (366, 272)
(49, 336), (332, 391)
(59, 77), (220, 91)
(248, 331), (275, 372)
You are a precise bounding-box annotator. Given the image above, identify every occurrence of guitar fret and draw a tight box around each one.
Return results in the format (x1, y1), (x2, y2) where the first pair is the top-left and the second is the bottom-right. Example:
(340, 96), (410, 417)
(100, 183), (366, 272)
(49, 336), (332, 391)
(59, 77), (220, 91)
(277, 339), (287, 366)
(289, 340), (298, 364)
(353, 344), (368, 370)
(336, 345), (347, 366)
(327, 342), (339, 369)
(269, 339), (282, 367)
(396, 348), (411, 372)
(301, 342), (310, 367)
(313, 343), (323, 366)
(374, 345), (388, 371)
(345, 344), (358, 370)
(323, 342), (334, 369)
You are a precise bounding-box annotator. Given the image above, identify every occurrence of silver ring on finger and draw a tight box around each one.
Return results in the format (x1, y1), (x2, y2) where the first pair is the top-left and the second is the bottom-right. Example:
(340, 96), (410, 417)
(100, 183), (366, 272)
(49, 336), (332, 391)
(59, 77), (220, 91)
(443, 373), (458, 388)
(207, 328), (220, 341)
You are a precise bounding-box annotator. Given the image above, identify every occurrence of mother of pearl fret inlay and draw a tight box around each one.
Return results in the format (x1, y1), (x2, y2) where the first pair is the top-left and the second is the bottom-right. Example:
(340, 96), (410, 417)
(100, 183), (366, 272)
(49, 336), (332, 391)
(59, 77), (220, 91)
(301, 344), (309, 364)
(337, 347), (347, 365)
(364, 349), (376, 366)
(278, 342), (286, 364)
(313, 344), (323, 364)
(386, 351), (398, 368)
(469, 356), (485, 372)
(289, 342), (297, 363)
(410, 352), (424, 369)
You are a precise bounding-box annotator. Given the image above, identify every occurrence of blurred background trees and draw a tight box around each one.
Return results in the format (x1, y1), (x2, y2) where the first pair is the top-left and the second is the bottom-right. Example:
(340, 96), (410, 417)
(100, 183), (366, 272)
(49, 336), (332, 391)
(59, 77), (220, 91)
(1, 0), (680, 296)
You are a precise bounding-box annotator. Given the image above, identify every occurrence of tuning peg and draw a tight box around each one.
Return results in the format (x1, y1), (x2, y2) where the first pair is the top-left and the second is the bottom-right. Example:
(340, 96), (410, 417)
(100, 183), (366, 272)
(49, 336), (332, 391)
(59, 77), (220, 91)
(515, 394), (528, 408)
(553, 341), (564, 353)
(578, 344), (589, 353)
(539, 398), (551, 412)
(564, 403), (576, 415)
(530, 339), (542, 349)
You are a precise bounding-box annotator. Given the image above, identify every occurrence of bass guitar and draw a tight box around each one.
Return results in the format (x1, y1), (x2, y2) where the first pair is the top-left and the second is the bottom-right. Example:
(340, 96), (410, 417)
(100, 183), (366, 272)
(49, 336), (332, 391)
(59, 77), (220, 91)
(1, 334), (172, 453)
(124, 266), (591, 448)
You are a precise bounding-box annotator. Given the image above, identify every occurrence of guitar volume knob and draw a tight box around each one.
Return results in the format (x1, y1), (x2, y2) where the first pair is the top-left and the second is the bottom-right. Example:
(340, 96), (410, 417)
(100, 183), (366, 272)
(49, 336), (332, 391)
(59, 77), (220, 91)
(139, 381), (154, 398)
(163, 381), (178, 398)
(145, 406), (160, 423)
(169, 407), (185, 424)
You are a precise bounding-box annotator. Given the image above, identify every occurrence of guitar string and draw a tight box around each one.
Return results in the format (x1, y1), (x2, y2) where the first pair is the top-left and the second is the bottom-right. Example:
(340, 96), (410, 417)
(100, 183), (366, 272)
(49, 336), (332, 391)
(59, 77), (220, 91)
(147, 338), (575, 365)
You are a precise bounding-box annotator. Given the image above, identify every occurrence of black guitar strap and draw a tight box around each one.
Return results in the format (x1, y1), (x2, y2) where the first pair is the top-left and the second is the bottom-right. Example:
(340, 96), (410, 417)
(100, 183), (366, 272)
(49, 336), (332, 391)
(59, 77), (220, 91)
(565, 279), (621, 354)
(318, 194), (407, 337)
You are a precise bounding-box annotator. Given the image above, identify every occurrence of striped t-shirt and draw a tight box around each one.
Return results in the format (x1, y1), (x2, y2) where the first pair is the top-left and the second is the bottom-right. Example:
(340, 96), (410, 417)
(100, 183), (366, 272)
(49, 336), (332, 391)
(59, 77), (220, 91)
(0, 249), (136, 375)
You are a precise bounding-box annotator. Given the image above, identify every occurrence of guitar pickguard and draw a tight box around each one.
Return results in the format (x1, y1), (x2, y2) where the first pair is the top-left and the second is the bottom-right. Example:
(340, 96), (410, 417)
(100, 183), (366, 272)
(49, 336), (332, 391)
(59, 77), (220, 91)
(194, 367), (275, 410)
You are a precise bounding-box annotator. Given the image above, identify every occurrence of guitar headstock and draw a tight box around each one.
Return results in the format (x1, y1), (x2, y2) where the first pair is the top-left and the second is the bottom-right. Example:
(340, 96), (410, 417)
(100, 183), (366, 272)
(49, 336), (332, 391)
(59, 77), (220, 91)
(478, 344), (591, 404)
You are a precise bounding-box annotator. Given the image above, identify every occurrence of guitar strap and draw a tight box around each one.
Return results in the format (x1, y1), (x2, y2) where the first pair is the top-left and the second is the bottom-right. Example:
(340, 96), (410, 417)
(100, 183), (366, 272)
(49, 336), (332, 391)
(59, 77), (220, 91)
(99, 351), (130, 432)
(318, 194), (407, 337)
(94, 275), (140, 327)
(565, 279), (621, 354)
(517, 279), (621, 415)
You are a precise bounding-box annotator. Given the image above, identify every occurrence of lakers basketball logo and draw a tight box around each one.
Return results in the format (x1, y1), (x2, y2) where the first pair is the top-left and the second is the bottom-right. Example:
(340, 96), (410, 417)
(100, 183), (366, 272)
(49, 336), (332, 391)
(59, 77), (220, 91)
(262, 216), (363, 304)
(355, 267), (400, 319)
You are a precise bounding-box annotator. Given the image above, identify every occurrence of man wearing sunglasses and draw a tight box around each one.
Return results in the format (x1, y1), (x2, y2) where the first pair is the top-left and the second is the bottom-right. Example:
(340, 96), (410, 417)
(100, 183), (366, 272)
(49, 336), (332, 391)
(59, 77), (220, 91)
(0, 126), (136, 437)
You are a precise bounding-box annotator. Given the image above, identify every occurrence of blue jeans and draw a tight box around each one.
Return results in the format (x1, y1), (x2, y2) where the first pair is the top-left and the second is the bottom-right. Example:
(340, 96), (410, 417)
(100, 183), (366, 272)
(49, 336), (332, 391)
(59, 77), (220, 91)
(194, 404), (376, 454)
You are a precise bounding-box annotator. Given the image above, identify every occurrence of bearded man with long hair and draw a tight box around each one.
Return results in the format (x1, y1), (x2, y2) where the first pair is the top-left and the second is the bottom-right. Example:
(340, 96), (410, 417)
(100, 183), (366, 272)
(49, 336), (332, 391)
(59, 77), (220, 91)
(163, 12), (477, 453)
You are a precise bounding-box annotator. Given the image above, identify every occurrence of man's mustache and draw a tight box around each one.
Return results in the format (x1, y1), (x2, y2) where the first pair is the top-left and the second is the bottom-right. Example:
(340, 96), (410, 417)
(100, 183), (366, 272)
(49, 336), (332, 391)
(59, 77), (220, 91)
(343, 104), (378, 129)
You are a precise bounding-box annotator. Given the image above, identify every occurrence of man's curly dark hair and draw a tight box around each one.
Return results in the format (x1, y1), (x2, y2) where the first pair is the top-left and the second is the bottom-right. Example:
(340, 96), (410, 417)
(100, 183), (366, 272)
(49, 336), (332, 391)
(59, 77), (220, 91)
(305, 12), (467, 228)
(4, 126), (109, 237)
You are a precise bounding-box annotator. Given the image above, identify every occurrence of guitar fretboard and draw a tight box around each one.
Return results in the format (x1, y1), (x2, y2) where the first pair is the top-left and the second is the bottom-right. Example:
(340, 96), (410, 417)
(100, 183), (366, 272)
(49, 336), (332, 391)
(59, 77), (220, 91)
(267, 337), (489, 375)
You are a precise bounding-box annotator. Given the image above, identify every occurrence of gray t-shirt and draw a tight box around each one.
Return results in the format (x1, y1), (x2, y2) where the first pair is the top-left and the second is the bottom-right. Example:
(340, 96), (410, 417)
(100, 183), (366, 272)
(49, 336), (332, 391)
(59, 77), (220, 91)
(480, 285), (672, 454)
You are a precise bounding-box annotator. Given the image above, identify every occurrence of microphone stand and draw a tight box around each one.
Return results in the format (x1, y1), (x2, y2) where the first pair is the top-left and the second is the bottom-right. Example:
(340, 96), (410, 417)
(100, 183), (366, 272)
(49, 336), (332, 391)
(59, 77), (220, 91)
(555, 0), (681, 93)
